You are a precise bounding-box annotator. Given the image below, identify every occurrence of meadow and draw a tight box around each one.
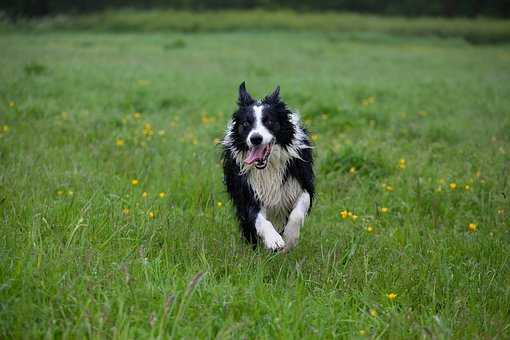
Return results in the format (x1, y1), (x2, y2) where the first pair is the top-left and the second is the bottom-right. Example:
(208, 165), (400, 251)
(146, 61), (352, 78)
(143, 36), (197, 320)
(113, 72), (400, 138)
(1, 11), (510, 338)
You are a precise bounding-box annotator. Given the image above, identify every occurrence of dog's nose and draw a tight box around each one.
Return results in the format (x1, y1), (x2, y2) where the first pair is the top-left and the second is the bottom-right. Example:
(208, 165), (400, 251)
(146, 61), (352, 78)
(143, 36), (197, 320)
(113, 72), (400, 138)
(250, 134), (263, 146)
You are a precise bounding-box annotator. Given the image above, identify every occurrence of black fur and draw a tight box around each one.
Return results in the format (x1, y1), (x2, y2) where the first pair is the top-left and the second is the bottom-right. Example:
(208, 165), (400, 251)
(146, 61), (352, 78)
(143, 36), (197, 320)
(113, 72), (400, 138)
(222, 154), (260, 245)
(222, 83), (315, 247)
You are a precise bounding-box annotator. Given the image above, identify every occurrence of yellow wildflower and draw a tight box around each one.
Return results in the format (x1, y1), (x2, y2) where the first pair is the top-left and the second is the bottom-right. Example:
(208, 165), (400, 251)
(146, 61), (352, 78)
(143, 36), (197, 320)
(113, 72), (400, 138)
(340, 210), (349, 219)
(201, 115), (214, 125)
(132, 112), (141, 120)
(68, 190), (74, 196)
(148, 211), (156, 219)
(359, 330), (367, 336)
(464, 185), (471, 191)
(380, 207), (389, 213)
(382, 183), (394, 192)
(3, 125), (9, 133)
(311, 134), (319, 142)
(143, 123), (154, 137)
(116, 138), (125, 147)
(449, 183), (457, 190)
(387, 292), (397, 301)
(369, 308), (378, 317)
(217, 201), (223, 208)
(398, 158), (406, 170)
(366, 225), (374, 233)
(468, 223), (477, 232)
(159, 192), (167, 198)
(361, 96), (375, 107)
(57, 190), (64, 196)
(122, 208), (130, 215)
(351, 214), (358, 221)
(497, 209), (504, 215)
(131, 179), (139, 186)
(349, 167), (357, 174)
(9, 101), (16, 107)
(142, 192), (148, 198)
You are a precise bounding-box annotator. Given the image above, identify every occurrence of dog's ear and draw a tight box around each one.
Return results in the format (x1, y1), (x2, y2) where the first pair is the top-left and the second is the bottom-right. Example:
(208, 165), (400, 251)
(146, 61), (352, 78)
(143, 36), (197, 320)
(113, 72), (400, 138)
(238, 81), (255, 107)
(263, 85), (281, 104)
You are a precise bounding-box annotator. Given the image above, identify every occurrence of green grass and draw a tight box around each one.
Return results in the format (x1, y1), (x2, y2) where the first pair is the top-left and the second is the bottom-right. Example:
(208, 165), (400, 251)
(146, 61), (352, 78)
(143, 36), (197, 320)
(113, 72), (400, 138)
(3, 9), (510, 44)
(1, 20), (510, 338)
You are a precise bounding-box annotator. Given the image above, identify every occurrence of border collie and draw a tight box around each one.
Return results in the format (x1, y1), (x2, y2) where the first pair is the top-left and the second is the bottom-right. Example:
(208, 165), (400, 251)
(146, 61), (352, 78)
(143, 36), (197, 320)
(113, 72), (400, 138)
(222, 82), (314, 251)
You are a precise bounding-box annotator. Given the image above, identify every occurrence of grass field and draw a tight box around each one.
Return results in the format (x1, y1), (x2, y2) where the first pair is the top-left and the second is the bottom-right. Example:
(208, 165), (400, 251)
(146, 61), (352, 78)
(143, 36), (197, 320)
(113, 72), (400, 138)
(1, 13), (510, 338)
(3, 10), (510, 44)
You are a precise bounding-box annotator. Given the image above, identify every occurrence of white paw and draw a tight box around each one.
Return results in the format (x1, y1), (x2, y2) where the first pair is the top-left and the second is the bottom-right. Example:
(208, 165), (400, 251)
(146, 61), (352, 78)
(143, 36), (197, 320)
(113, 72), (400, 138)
(262, 228), (285, 251)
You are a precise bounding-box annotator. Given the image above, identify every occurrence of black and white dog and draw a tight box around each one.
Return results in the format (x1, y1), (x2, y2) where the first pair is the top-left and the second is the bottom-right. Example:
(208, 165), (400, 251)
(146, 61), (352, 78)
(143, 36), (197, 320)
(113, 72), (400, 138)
(222, 82), (314, 251)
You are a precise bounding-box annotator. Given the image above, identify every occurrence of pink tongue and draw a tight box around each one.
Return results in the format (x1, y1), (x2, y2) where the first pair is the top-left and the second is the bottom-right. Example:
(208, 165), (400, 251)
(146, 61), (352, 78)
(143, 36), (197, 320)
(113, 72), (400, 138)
(244, 146), (265, 165)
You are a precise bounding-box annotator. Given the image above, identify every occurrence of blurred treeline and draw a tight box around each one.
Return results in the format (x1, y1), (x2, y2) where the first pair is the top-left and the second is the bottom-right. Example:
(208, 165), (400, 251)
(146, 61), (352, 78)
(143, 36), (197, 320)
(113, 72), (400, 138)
(2, 0), (509, 18)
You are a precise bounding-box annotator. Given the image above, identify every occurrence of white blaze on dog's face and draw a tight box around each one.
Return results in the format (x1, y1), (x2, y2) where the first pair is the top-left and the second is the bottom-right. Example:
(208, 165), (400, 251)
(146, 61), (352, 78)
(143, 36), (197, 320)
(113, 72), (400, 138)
(230, 82), (294, 170)
(244, 104), (275, 169)
(247, 105), (274, 148)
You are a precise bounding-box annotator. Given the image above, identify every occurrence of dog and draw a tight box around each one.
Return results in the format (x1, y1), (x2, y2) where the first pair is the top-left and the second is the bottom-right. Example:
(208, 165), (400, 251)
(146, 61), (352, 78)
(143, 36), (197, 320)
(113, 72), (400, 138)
(221, 82), (314, 251)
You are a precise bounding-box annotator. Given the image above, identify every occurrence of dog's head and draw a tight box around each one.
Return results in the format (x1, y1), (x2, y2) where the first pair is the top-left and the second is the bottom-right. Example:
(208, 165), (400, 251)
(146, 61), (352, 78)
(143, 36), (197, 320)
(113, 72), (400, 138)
(229, 82), (294, 169)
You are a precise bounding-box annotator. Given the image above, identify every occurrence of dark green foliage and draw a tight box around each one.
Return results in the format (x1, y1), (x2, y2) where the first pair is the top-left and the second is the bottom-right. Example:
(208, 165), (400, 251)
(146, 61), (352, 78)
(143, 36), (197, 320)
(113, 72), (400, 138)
(163, 38), (187, 50)
(2, 0), (509, 18)
(23, 62), (47, 76)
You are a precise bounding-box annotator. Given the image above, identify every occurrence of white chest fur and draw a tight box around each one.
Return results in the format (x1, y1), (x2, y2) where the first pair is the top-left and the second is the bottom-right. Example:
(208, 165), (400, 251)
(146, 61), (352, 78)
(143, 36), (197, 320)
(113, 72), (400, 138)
(246, 146), (303, 229)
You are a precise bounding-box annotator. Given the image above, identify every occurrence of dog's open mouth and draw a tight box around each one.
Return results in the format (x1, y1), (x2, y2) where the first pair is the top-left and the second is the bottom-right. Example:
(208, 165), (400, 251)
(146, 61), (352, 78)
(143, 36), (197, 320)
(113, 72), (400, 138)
(244, 143), (273, 169)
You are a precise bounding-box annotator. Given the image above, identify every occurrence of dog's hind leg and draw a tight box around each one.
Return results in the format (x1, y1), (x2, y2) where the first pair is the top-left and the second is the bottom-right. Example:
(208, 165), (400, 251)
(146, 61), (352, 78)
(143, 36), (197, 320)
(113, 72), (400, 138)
(283, 191), (310, 251)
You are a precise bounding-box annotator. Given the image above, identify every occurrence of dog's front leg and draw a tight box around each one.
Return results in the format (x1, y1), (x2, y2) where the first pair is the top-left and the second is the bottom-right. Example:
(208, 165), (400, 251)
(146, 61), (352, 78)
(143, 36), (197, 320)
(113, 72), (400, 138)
(283, 191), (310, 251)
(255, 209), (285, 251)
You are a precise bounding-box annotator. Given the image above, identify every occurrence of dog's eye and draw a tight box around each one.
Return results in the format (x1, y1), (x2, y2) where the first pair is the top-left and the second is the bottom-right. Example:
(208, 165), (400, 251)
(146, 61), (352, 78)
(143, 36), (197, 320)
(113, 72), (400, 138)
(266, 119), (273, 126)
(242, 121), (250, 128)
